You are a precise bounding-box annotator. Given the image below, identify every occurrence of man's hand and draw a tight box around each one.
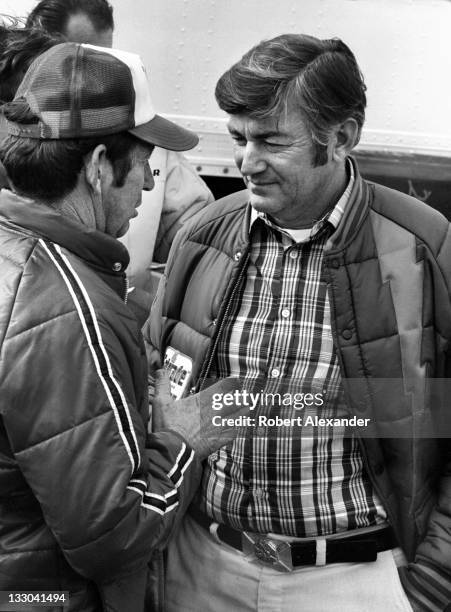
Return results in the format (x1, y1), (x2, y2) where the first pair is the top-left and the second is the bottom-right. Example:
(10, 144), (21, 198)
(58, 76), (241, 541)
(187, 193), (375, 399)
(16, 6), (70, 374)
(152, 369), (246, 459)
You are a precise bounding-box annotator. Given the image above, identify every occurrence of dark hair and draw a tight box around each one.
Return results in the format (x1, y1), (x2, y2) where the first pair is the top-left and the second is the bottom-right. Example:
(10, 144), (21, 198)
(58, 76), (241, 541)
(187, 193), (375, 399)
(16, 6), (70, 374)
(0, 21), (62, 102)
(0, 99), (144, 203)
(215, 33), (367, 166)
(26, 0), (114, 35)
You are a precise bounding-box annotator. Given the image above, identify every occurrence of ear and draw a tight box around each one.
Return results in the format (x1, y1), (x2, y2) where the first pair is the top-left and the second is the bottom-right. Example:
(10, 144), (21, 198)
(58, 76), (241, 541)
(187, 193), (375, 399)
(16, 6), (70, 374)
(331, 118), (360, 162)
(84, 144), (107, 194)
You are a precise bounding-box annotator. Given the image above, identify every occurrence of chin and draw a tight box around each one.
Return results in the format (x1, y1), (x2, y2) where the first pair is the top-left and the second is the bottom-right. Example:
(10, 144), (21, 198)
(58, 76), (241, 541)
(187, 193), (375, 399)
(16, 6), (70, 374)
(116, 222), (130, 238)
(249, 194), (278, 214)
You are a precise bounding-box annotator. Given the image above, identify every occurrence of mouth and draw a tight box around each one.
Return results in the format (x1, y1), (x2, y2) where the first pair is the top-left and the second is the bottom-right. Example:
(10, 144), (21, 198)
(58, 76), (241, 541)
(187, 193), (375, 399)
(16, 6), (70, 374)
(247, 180), (276, 194)
(246, 175), (275, 186)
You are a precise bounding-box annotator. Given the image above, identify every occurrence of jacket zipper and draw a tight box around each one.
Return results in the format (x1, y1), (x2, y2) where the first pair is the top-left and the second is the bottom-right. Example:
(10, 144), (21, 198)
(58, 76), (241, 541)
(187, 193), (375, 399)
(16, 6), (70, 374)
(197, 250), (250, 392)
(123, 276), (129, 304)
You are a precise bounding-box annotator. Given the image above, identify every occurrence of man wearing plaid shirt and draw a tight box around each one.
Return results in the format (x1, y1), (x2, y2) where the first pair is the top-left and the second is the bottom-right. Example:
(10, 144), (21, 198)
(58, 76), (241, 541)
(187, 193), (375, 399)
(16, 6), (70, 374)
(146, 34), (451, 611)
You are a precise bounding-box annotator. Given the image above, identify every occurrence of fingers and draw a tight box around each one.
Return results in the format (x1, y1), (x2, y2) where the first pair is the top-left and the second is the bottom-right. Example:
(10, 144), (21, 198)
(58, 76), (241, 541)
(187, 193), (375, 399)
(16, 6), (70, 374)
(207, 376), (242, 395)
(200, 402), (251, 444)
(146, 347), (162, 371)
(197, 376), (243, 417)
(153, 369), (173, 406)
(201, 418), (249, 457)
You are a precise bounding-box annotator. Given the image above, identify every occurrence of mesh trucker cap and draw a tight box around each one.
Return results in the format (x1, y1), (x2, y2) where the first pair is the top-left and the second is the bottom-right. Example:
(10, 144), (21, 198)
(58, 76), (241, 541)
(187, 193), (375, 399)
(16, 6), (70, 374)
(5, 42), (199, 151)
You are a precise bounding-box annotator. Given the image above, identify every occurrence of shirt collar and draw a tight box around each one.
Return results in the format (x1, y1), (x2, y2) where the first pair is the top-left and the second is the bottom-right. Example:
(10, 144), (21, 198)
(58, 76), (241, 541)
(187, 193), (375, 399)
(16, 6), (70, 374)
(249, 158), (355, 244)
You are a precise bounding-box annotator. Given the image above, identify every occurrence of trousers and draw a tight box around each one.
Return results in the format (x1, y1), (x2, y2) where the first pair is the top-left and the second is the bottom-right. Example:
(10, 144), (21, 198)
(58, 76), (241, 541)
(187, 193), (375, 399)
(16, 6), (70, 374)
(165, 514), (413, 612)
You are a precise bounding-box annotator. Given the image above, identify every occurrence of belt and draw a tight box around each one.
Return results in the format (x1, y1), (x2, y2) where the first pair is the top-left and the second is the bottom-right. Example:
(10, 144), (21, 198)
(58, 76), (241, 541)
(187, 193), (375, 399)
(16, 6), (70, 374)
(190, 507), (398, 573)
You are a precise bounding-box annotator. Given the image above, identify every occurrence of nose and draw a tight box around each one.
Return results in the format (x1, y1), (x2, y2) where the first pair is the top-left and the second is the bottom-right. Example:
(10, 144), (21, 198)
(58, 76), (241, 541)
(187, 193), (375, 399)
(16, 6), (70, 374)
(239, 142), (266, 177)
(143, 163), (154, 191)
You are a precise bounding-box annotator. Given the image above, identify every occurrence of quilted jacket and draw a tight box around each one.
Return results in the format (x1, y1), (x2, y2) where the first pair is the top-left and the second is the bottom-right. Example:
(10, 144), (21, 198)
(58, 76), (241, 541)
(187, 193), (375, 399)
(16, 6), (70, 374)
(0, 190), (200, 612)
(145, 159), (451, 611)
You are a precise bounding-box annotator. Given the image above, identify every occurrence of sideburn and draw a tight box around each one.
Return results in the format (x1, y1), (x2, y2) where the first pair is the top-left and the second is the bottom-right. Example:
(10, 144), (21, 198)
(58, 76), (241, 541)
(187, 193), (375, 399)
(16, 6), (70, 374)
(110, 155), (133, 188)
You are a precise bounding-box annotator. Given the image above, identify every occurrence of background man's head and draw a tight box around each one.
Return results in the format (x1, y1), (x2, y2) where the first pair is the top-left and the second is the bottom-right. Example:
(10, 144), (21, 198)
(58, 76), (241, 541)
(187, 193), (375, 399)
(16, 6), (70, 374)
(0, 43), (198, 237)
(0, 21), (61, 103)
(26, 0), (114, 47)
(0, 19), (62, 188)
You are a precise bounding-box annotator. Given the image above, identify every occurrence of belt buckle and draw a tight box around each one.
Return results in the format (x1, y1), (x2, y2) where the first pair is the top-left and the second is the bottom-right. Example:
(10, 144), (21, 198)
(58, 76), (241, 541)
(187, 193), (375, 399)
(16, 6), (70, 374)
(242, 532), (293, 572)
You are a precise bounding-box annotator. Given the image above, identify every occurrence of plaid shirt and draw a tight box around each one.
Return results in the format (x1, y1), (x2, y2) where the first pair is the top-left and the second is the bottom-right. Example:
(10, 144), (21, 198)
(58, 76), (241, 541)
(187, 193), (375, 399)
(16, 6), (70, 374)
(198, 164), (387, 536)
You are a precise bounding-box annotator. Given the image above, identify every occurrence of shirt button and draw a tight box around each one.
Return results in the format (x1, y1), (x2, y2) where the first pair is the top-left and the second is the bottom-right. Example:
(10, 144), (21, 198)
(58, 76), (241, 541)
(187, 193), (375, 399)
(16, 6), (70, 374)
(289, 250), (298, 259)
(234, 251), (242, 261)
(281, 308), (290, 318)
(254, 488), (265, 499)
(112, 262), (122, 272)
(342, 329), (352, 340)
(271, 368), (280, 378)
(331, 259), (340, 269)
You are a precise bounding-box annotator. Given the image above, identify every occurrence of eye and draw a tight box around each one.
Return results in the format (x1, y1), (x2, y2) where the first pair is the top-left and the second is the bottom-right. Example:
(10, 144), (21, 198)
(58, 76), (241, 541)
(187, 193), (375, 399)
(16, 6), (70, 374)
(264, 141), (283, 148)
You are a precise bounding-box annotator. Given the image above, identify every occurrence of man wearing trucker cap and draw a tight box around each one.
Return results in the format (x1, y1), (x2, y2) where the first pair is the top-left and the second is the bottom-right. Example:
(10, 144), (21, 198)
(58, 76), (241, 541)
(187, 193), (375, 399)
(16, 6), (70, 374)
(0, 42), (242, 612)
(25, 0), (214, 317)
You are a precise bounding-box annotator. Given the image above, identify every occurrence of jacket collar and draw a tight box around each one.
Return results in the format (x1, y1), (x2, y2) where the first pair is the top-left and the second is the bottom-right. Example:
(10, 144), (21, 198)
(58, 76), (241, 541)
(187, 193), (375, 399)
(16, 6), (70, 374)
(325, 157), (371, 253)
(0, 190), (129, 274)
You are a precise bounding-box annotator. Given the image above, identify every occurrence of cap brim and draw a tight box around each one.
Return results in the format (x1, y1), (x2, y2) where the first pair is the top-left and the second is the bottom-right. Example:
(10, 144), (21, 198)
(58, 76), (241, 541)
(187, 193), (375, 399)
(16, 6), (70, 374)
(128, 114), (199, 151)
